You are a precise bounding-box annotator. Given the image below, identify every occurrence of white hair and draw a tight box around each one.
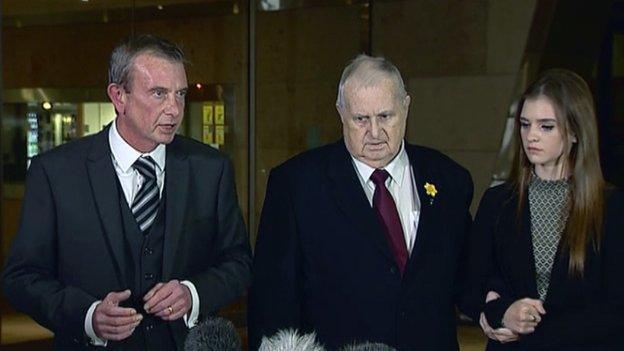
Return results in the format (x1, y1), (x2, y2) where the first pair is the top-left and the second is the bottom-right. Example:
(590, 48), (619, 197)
(258, 329), (325, 351)
(336, 54), (407, 109)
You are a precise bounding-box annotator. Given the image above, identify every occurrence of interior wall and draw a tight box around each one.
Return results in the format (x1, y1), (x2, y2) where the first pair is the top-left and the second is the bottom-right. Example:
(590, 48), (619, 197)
(373, 0), (538, 209)
(254, 4), (364, 236)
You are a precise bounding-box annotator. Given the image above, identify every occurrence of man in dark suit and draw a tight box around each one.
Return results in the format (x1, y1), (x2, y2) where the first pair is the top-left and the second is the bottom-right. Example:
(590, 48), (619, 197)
(248, 55), (473, 350)
(2, 35), (251, 350)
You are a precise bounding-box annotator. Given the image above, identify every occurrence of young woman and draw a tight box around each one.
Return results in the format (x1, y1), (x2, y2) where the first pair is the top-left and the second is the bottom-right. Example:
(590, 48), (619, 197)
(461, 69), (624, 350)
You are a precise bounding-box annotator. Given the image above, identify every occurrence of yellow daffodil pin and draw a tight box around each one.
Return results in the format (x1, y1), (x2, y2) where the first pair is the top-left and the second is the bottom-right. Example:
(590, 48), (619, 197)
(424, 182), (437, 197)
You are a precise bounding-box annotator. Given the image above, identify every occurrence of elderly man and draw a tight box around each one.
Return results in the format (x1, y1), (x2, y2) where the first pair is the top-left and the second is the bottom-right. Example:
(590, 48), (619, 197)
(248, 54), (473, 350)
(3, 35), (251, 350)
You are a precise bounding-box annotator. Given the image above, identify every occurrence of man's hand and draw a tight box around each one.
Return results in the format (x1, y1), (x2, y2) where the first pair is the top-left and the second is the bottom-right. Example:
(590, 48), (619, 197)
(502, 298), (546, 334)
(143, 280), (192, 321)
(480, 291), (519, 343)
(93, 290), (142, 341)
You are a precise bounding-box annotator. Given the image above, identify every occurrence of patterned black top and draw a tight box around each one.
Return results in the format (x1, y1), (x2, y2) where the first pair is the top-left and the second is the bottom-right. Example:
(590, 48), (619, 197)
(528, 174), (570, 300)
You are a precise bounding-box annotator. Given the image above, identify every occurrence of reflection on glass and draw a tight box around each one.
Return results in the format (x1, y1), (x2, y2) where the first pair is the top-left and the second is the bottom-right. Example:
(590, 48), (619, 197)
(82, 103), (116, 136)
(1, 0), (251, 344)
(26, 112), (38, 162)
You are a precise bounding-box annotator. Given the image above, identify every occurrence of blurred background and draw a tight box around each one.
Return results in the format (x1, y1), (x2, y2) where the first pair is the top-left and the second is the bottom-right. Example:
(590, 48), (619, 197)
(1, 0), (623, 350)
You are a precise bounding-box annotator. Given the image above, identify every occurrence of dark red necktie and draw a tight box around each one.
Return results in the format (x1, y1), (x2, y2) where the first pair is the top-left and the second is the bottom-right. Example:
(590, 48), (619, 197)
(370, 169), (408, 275)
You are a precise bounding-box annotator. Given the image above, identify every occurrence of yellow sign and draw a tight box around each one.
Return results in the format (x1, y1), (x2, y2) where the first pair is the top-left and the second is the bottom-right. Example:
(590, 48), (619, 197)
(215, 125), (225, 145)
(202, 103), (214, 124)
(215, 103), (225, 125)
(202, 125), (214, 144)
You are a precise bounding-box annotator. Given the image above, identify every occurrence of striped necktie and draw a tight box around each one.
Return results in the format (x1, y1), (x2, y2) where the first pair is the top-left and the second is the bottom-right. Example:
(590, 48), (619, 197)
(132, 156), (160, 233)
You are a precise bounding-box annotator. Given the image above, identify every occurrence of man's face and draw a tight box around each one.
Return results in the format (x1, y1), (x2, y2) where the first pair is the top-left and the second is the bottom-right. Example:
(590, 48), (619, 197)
(338, 79), (410, 169)
(109, 52), (188, 152)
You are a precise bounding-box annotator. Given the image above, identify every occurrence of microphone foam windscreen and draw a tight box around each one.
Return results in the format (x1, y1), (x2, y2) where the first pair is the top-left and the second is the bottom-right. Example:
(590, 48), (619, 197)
(184, 316), (241, 351)
(259, 328), (326, 351)
(339, 341), (397, 351)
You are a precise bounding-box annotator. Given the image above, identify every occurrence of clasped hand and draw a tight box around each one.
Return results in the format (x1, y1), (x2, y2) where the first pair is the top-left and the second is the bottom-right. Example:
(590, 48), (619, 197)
(479, 291), (519, 343)
(502, 297), (545, 334)
(92, 280), (191, 341)
(479, 291), (546, 344)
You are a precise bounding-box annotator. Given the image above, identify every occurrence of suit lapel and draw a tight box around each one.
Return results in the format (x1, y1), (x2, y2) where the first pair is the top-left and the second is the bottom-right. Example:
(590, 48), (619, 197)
(162, 138), (189, 280)
(404, 145), (440, 275)
(522, 200), (539, 297)
(543, 242), (567, 304)
(500, 194), (539, 297)
(327, 140), (396, 264)
(86, 127), (127, 287)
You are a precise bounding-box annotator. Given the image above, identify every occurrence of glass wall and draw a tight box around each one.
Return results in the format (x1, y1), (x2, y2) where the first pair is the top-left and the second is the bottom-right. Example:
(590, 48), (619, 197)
(8, 1), (618, 349)
(1, 0), (370, 346)
(1, 0), (250, 346)
(0, 1), (527, 349)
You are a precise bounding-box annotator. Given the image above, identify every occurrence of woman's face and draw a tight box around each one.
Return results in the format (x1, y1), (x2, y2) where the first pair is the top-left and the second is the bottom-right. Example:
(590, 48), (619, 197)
(519, 96), (574, 179)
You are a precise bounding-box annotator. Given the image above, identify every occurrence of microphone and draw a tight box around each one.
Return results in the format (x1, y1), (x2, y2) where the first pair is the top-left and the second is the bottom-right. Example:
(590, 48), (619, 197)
(259, 329), (326, 351)
(184, 316), (241, 351)
(339, 342), (397, 351)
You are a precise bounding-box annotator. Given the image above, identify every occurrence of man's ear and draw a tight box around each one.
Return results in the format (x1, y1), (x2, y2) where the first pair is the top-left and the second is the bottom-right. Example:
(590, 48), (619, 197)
(107, 83), (126, 115)
(403, 94), (411, 110)
(336, 103), (346, 123)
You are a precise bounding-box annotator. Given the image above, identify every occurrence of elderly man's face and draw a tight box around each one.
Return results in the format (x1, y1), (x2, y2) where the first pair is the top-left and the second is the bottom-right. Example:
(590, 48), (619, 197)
(338, 78), (410, 169)
(109, 52), (188, 152)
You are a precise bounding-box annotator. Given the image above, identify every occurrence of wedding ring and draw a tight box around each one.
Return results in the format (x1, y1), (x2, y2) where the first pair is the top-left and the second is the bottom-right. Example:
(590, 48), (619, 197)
(167, 306), (173, 314)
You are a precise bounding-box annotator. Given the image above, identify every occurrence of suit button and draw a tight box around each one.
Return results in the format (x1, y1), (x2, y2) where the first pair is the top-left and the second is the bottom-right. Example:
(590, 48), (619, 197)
(144, 273), (154, 280)
(145, 324), (154, 331)
(144, 247), (153, 255)
(400, 311), (407, 319)
(390, 267), (397, 274)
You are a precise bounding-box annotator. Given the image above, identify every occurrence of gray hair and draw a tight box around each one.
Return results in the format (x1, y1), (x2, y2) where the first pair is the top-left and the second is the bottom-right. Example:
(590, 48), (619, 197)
(108, 34), (185, 89)
(336, 54), (407, 109)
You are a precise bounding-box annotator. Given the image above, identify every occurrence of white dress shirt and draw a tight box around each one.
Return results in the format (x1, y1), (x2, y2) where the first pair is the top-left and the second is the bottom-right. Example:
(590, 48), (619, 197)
(351, 141), (421, 254)
(84, 120), (200, 346)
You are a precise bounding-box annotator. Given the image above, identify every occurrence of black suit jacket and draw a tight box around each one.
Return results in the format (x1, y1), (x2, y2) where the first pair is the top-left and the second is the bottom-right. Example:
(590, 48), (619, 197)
(248, 140), (473, 351)
(461, 183), (624, 351)
(2, 127), (252, 350)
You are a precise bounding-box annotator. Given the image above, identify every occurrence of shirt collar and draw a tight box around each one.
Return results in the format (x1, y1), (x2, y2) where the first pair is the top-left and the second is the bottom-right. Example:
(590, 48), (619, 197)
(351, 140), (408, 185)
(109, 119), (166, 173)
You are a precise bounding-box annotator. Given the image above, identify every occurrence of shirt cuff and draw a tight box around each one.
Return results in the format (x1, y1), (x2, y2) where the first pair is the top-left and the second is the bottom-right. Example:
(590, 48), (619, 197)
(85, 301), (108, 346)
(181, 280), (200, 328)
